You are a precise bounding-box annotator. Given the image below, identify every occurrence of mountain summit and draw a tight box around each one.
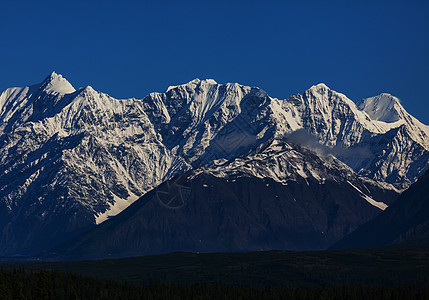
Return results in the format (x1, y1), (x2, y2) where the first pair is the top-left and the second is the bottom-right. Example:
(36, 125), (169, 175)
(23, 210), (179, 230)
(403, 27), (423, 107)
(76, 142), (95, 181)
(357, 93), (403, 123)
(0, 73), (428, 255)
(40, 71), (76, 95)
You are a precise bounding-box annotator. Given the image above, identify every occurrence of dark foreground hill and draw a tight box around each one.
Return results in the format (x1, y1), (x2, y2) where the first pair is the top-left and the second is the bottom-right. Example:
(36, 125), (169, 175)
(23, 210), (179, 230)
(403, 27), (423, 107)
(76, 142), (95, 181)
(333, 170), (429, 249)
(46, 158), (397, 260)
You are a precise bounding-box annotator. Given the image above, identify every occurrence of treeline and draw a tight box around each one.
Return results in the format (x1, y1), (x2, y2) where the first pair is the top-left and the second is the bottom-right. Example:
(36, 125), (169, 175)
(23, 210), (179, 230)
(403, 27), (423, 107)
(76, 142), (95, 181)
(1, 268), (429, 300)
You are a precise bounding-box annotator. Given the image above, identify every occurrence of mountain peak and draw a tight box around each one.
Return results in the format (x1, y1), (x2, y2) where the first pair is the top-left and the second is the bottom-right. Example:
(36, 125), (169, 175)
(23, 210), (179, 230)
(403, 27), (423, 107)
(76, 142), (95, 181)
(379, 92), (399, 100)
(166, 78), (218, 92)
(187, 78), (218, 86)
(313, 83), (330, 89)
(305, 83), (334, 99)
(188, 78), (201, 85)
(202, 79), (218, 85)
(357, 93), (405, 123)
(307, 83), (332, 94)
(44, 71), (59, 81)
(41, 71), (76, 95)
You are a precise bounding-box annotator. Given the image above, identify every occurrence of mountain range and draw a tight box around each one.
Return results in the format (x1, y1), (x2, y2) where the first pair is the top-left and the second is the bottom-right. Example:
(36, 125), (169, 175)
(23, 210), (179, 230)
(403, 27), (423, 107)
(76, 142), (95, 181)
(0, 72), (428, 256)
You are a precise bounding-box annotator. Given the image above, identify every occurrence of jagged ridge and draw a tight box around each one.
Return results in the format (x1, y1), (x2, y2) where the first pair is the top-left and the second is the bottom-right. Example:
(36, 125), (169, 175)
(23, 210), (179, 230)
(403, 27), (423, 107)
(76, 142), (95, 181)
(0, 73), (428, 255)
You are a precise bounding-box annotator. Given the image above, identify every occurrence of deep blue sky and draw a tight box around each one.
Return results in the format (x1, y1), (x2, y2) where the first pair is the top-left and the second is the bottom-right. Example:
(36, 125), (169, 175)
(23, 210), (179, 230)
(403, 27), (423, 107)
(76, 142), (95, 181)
(1, 1), (428, 124)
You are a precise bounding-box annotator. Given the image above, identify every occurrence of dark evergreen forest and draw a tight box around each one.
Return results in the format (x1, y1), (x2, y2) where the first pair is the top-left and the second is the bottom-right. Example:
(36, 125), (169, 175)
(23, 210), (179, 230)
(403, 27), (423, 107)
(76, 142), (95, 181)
(1, 268), (429, 300)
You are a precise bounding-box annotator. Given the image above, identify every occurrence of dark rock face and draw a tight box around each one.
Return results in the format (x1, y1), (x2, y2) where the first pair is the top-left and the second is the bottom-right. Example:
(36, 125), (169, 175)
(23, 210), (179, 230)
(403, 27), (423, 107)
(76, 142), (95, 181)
(332, 170), (429, 249)
(51, 170), (397, 260)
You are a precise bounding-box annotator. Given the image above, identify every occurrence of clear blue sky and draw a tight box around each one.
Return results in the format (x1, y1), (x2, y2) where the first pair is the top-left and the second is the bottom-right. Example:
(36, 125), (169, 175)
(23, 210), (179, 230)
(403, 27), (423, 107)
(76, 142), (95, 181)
(1, 1), (428, 124)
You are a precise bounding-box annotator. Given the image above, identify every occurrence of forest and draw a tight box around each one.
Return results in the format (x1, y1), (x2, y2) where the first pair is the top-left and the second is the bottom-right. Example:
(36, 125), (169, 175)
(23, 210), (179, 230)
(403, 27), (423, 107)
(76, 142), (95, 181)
(1, 268), (429, 300)
(2, 244), (429, 299)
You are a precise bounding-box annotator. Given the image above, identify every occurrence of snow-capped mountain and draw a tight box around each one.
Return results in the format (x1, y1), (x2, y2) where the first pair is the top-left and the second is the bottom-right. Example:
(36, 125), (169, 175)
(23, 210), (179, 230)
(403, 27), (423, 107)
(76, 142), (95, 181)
(143, 80), (429, 184)
(280, 84), (429, 186)
(0, 72), (427, 255)
(0, 73), (189, 254)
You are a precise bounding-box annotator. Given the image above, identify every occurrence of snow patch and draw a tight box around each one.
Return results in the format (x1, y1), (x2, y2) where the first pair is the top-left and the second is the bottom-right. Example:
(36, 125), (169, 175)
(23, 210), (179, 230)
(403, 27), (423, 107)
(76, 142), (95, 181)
(348, 181), (388, 210)
(96, 193), (139, 224)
